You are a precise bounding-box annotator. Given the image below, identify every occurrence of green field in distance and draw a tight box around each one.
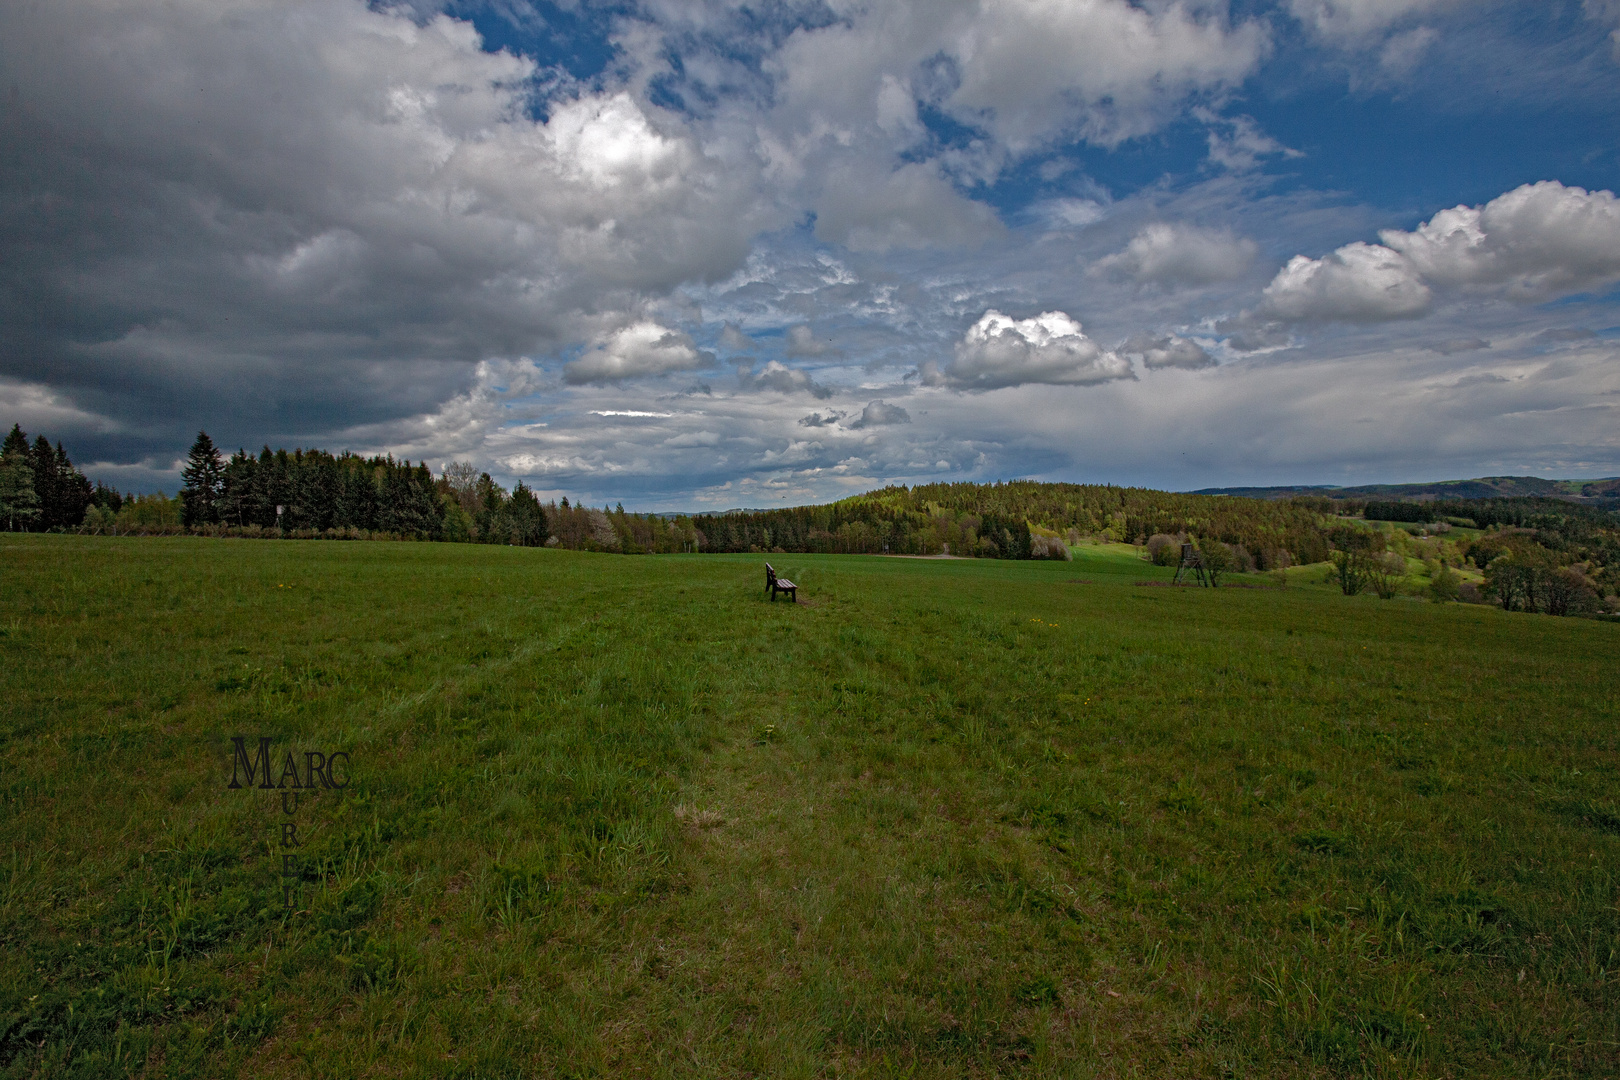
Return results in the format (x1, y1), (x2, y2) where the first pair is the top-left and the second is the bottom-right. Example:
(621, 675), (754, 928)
(2, 536), (1617, 1078)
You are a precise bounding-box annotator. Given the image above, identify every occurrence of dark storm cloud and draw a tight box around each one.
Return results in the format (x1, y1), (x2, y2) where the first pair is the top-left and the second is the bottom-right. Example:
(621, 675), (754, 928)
(0, 0), (767, 469)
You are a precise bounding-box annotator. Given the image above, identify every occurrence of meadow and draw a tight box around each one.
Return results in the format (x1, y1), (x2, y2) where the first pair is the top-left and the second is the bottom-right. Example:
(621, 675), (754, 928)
(1, 536), (1617, 1078)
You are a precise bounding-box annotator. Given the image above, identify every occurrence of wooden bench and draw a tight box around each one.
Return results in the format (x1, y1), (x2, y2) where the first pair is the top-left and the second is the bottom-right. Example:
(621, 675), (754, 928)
(765, 562), (797, 602)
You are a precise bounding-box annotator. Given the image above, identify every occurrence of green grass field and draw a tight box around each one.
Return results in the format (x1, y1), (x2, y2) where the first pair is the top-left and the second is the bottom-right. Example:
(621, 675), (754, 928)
(3, 536), (1617, 1078)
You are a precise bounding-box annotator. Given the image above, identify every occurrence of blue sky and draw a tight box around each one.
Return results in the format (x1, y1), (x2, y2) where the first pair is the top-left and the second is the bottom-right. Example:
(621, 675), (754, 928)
(2, 0), (1619, 507)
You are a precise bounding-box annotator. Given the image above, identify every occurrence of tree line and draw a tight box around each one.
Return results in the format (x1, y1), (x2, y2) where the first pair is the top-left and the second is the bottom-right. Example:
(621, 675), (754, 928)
(0, 425), (105, 532)
(5, 425), (1617, 615)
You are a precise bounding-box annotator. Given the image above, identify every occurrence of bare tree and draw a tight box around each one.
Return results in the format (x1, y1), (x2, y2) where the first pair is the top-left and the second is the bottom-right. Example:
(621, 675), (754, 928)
(442, 461), (480, 515)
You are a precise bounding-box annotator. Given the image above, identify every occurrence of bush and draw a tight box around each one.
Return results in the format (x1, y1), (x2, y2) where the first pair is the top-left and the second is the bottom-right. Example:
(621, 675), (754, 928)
(1428, 564), (1461, 603)
(1258, 547), (1292, 571)
(1367, 552), (1407, 600)
(1146, 533), (1182, 566)
(1327, 525), (1391, 596)
(1197, 538), (1235, 585)
(1030, 535), (1072, 560)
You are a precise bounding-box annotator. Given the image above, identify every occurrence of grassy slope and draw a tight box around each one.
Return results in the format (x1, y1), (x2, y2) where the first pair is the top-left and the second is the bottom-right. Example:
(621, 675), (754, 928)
(2, 536), (1618, 1079)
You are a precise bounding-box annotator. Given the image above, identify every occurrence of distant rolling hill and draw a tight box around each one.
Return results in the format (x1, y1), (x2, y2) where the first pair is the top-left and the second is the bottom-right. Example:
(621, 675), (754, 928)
(1193, 476), (1620, 502)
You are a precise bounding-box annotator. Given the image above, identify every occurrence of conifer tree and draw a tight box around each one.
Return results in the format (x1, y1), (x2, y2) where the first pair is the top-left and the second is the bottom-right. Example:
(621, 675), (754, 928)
(28, 435), (58, 530)
(0, 427), (39, 531)
(2, 424), (27, 460)
(49, 442), (91, 528)
(509, 482), (549, 546)
(180, 431), (225, 526)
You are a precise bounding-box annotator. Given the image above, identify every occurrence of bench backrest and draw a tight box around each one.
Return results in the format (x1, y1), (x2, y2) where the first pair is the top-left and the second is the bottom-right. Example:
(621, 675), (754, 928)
(765, 562), (777, 585)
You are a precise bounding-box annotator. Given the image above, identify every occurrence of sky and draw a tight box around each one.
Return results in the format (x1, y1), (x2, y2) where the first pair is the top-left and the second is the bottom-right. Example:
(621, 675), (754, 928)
(3, 0), (1619, 509)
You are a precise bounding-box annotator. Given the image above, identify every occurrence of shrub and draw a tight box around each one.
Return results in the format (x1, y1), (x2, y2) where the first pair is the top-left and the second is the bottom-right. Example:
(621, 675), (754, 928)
(1258, 546), (1292, 571)
(1030, 535), (1072, 560)
(1146, 533), (1182, 566)
(1428, 564), (1461, 603)
(1367, 552), (1407, 600)
(1327, 526), (1384, 596)
(77, 504), (116, 535)
(1197, 538), (1235, 586)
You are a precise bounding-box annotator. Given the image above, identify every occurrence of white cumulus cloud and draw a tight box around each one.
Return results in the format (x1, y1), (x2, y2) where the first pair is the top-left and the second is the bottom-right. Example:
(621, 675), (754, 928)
(942, 310), (1133, 389)
(1258, 242), (1433, 322)
(1257, 181), (1620, 324)
(1378, 181), (1620, 298)
(565, 323), (714, 384)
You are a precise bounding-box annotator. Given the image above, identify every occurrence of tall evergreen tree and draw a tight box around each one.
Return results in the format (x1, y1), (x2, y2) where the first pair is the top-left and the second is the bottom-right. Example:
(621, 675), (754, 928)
(28, 435), (58, 531)
(219, 450), (257, 526)
(509, 482), (549, 546)
(2, 424), (27, 460)
(180, 431), (226, 526)
(20, 435), (90, 530)
(50, 442), (91, 529)
(0, 429), (39, 531)
(337, 455), (380, 531)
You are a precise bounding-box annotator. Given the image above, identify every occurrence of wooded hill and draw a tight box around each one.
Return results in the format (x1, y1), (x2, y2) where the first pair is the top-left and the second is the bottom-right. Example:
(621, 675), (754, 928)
(1199, 475), (1620, 502)
(693, 481), (1330, 568)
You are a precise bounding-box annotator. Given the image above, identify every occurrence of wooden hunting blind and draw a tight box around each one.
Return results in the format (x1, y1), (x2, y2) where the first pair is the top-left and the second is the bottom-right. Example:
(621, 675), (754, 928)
(1173, 542), (1211, 587)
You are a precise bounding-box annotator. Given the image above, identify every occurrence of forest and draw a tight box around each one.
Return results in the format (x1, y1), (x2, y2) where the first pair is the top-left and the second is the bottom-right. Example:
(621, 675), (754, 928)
(691, 480), (1333, 567)
(4, 424), (1617, 614)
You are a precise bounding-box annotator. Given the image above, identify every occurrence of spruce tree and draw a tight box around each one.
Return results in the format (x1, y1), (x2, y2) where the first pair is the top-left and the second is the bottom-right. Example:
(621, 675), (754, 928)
(510, 482), (549, 546)
(2, 424), (27, 459)
(52, 443), (92, 528)
(0, 430), (39, 531)
(180, 431), (225, 526)
(219, 450), (256, 526)
(29, 435), (58, 531)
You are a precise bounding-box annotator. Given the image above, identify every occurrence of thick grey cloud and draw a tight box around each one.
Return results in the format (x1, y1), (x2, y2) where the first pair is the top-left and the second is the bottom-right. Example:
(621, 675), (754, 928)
(0, 0), (766, 457)
(739, 360), (834, 399)
(1427, 337), (1490, 355)
(783, 325), (838, 357)
(1093, 223), (1258, 287)
(848, 400), (912, 429)
(799, 410), (845, 428)
(718, 324), (755, 352)
(1120, 333), (1217, 370)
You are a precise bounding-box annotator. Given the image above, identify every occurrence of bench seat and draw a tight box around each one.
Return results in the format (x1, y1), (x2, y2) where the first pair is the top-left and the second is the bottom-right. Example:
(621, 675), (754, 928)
(765, 562), (797, 602)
